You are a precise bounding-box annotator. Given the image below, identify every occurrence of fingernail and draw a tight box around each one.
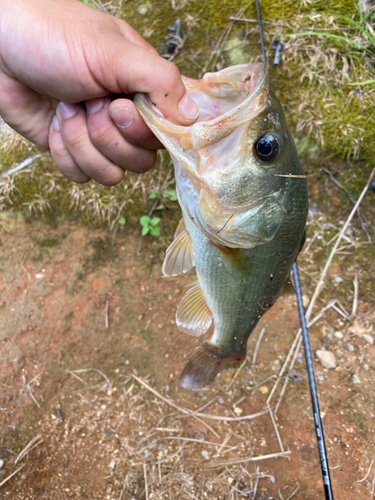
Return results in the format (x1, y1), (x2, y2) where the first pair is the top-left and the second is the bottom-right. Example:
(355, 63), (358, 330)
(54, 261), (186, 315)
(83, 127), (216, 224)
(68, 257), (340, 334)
(52, 115), (60, 132)
(110, 107), (134, 129)
(178, 93), (199, 120)
(58, 102), (79, 119)
(85, 98), (104, 115)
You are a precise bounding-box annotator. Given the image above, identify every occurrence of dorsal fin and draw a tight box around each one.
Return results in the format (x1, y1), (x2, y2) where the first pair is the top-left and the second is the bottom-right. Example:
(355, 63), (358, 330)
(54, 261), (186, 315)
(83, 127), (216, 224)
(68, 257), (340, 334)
(176, 282), (213, 337)
(162, 220), (195, 277)
(215, 245), (250, 274)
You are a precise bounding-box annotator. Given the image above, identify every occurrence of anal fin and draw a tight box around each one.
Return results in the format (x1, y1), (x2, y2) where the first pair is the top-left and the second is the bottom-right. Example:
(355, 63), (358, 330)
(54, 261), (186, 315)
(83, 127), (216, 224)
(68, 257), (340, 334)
(162, 219), (194, 277)
(179, 341), (245, 391)
(176, 282), (212, 337)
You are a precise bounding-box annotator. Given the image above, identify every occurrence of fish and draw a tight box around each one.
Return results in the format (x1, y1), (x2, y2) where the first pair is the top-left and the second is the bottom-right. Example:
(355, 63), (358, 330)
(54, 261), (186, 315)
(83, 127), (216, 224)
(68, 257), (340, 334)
(134, 63), (308, 391)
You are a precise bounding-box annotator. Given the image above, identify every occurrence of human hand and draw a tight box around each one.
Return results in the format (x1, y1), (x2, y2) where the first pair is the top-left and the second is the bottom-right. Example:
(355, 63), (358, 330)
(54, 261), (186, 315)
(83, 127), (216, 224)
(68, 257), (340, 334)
(0, 0), (199, 185)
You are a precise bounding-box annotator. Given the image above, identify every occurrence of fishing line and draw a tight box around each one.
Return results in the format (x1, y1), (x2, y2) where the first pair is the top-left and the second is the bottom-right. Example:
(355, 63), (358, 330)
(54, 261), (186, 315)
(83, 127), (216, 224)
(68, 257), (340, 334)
(254, 1), (334, 498)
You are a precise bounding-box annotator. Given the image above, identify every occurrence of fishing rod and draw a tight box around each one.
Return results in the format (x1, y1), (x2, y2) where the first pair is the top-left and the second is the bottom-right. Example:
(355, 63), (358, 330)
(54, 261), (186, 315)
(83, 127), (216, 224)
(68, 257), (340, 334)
(254, 1), (334, 498)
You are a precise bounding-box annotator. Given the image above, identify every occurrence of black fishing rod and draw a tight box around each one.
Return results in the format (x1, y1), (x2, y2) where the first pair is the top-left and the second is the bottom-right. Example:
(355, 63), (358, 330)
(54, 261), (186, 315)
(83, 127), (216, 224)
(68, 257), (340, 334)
(254, 1), (334, 498)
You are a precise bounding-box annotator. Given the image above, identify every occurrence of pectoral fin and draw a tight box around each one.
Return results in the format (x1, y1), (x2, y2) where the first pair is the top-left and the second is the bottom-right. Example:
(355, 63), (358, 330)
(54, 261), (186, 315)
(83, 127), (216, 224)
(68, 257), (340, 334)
(216, 246), (250, 275)
(176, 282), (213, 337)
(162, 221), (195, 277)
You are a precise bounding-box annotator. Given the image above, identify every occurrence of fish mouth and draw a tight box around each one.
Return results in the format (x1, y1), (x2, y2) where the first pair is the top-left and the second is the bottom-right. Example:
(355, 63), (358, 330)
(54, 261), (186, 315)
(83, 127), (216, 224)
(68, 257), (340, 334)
(134, 63), (268, 151)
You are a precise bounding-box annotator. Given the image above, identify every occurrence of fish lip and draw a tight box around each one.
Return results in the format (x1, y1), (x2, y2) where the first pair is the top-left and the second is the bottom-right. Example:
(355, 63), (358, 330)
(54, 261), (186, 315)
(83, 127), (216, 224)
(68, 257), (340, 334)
(134, 63), (268, 136)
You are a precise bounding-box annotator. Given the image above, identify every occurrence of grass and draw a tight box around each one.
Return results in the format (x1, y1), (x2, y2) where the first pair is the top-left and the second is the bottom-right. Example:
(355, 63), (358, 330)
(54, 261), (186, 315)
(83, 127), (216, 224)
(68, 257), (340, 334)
(0, 0), (374, 225)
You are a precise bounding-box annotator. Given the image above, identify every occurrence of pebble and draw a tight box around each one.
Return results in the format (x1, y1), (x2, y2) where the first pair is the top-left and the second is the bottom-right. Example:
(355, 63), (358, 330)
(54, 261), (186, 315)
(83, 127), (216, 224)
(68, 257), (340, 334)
(201, 450), (210, 460)
(270, 359), (281, 372)
(233, 406), (243, 416)
(0, 459), (3, 469)
(363, 334), (374, 345)
(302, 294), (310, 308)
(259, 385), (269, 395)
(334, 331), (344, 339)
(352, 374), (361, 384)
(316, 350), (337, 369)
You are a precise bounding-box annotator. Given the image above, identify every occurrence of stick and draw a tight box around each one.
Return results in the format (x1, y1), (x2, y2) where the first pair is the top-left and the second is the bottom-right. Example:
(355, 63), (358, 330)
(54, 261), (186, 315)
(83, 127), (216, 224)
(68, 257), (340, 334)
(198, 451), (291, 469)
(357, 460), (373, 483)
(105, 300), (109, 329)
(252, 327), (265, 367)
(14, 434), (44, 465)
(0, 464), (25, 488)
(350, 271), (359, 319)
(143, 464), (149, 500)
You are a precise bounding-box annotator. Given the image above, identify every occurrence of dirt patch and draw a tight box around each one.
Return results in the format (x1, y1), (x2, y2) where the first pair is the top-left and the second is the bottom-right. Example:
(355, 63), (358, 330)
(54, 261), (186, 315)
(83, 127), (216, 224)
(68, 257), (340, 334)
(0, 211), (374, 499)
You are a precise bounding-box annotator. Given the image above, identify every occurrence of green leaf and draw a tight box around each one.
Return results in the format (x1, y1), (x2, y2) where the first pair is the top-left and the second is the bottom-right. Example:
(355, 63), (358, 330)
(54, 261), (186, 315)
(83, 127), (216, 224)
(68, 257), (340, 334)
(141, 226), (149, 236)
(150, 227), (160, 237)
(118, 217), (126, 226)
(140, 215), (151, 227)
(148, 189), (160, 200)
(150, 217), (160, 226)
(163, 189), (177, 201)
(155, 204), (164, 210)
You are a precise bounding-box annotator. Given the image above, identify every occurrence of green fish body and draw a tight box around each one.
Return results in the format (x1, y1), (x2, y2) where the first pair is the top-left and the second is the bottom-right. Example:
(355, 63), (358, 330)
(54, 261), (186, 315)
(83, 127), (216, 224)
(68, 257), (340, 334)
(135, 64), (308, 390)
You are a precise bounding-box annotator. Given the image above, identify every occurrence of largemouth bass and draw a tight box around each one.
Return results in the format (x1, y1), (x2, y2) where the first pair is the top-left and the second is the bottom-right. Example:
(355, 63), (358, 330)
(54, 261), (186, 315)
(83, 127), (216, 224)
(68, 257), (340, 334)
(135, 63), (308, 391)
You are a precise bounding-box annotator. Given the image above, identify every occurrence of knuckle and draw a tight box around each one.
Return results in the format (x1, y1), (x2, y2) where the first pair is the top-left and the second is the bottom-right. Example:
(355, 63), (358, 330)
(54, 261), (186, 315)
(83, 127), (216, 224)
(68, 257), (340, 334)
(163, 61), (181, 86)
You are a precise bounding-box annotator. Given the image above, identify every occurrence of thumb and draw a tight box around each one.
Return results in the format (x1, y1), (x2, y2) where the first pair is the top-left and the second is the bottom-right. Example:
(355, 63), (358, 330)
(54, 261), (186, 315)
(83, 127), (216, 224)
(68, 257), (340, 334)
(101, 35), (199, 125)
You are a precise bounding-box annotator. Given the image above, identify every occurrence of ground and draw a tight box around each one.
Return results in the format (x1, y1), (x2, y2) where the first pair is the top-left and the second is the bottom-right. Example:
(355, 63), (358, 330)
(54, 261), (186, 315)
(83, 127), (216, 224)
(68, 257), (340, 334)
(0, 201), (374, 499)
(0, 1), (375, 498)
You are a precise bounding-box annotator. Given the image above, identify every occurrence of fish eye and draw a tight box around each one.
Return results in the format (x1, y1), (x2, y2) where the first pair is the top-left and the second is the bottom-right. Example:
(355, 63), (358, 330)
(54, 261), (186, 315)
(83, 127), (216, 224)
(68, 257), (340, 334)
(254, 133), (280, 162)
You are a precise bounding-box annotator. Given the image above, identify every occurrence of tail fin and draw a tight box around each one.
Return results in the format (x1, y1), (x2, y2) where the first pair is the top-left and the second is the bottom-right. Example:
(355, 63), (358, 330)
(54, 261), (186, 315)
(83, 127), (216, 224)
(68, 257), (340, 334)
(179, 341), (245, 391)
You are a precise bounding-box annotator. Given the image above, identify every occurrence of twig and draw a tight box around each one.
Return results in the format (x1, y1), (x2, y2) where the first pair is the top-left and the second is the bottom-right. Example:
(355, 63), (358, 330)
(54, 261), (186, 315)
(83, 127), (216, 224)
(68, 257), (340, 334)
(252, 327), (265, 367)
(72, 368), (110, 387)
(350, 270), (359, 319)
(225, 358), (246, 391)
(192, 409), (269, 422)
(133, 374), (266, 423)
(132, 375), (219, 437)
(357, 460), (373, 483)
(15, 434), (44, 465)
(105, 300), (109, 329)
(197, 451), (291, 469)
(0, 464), (25, 488)
(286, 485), (300, 500)
(267, 404), (284, 452)
(322, 166), (374, 239)
(160, 437), (233, 448)
(371, 474), (375, 498)
(0, 153), (50, 180)
(273, 174), (307, 178)
(144, 464), (149, 500)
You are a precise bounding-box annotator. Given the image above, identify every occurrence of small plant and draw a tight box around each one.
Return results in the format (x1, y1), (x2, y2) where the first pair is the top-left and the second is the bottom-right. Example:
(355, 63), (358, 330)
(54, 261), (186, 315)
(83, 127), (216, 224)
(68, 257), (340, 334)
(118, 217), (126, 226)
(148, 188), (177, 210)
(139, 216), (161, 237)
